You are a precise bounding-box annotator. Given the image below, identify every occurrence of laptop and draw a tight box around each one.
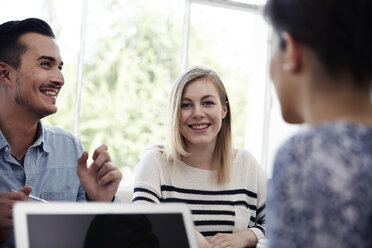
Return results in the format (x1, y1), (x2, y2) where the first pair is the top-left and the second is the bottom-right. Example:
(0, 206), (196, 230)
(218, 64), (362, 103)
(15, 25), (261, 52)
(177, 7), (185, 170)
(14, 202), (198, 248)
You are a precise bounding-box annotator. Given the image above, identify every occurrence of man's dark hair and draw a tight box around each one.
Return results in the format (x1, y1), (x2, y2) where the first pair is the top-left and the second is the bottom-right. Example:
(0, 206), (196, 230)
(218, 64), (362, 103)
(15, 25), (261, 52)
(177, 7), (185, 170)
(264, 0), (372, 88)
(0, 18), (55, 68)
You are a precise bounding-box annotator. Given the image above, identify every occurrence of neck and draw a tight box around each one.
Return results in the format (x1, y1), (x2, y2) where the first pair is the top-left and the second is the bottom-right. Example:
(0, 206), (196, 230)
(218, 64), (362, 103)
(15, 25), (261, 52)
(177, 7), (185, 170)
(182, 142), (216, 170)
(304, 83), (372, 126)
(0, 108), (39, 160)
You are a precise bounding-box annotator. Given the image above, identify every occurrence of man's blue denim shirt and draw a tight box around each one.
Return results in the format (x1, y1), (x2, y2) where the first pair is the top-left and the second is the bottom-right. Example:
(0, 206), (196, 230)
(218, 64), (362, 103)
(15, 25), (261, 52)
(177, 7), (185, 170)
(0, 122), (86, 201)
(0, 122), (86, 247)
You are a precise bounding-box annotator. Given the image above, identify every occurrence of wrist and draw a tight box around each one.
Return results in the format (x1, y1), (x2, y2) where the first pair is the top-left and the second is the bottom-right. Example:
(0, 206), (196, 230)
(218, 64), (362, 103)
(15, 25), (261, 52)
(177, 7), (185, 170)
(85, 192), (92, 201)
(240, 229), (258, 247)
(85, 192), (115, 202)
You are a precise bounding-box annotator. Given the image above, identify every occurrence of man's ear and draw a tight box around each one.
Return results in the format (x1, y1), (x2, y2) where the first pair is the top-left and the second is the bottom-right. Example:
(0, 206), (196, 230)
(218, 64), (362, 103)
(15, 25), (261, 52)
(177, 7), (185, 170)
(0, 62), (12, 86)
(281, 32), (303, 73)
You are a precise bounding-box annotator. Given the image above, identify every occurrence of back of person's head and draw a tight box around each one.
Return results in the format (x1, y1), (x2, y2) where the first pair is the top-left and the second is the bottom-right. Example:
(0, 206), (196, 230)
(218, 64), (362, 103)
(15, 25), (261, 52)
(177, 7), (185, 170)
(83, 214), (159, 248)
(166, 66), (232, 183)
(0, 18), (55, 69)
(264, 0), (372, 89)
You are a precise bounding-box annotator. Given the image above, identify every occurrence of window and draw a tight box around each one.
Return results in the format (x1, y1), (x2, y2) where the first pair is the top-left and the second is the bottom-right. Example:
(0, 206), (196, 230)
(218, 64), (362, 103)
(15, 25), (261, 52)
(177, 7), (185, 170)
(2, 0), (298, 187)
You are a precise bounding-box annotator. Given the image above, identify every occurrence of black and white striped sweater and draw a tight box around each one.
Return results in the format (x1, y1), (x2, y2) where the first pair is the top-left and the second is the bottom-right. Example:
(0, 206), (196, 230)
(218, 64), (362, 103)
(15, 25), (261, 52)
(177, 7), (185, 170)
(132, 148), (267, 240)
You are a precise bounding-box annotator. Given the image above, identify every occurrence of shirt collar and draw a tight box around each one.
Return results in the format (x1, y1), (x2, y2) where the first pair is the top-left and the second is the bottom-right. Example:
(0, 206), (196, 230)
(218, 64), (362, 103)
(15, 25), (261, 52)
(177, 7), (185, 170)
(33, 121), (49, 153)
(0, 128), (9, 150)
(0, 121), (49, 153)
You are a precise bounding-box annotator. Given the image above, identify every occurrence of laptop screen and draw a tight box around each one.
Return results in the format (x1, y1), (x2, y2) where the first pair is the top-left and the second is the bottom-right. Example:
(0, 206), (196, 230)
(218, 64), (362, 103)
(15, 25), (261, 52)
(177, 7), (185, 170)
(14, 203), (198, 248)
(27, 213), (190, 248)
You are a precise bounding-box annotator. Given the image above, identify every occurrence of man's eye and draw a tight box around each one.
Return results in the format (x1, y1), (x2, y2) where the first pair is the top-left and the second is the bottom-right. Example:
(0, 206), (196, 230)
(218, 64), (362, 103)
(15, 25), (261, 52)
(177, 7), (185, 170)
(41, 62), (51, 67)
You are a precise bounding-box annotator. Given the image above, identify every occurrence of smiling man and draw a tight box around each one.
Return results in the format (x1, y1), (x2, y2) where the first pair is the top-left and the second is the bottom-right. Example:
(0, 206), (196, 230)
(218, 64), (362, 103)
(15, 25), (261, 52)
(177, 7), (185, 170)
(0, 18), (122, 247)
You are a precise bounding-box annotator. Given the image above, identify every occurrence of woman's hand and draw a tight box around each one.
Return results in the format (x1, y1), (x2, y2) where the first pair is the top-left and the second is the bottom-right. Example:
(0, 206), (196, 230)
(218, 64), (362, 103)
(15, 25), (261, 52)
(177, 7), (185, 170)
(208, 229), (258, 248)
(195, 230), (211, 248)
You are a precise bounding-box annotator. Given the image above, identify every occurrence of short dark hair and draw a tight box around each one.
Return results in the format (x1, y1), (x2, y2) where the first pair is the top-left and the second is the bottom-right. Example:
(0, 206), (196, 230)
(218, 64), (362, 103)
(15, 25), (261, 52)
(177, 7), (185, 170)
(0, 18), (55, 68)
(264, 0), (372, 88)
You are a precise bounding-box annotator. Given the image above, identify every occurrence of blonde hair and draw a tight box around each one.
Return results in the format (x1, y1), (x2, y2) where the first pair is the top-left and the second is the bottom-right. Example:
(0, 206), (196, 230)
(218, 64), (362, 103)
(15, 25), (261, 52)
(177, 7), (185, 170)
(166, 66), (232, 184)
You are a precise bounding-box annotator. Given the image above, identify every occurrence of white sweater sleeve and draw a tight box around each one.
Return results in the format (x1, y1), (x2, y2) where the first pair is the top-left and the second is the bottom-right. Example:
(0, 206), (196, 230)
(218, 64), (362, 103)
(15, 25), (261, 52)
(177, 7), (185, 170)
(243, 150), (267, 240)
(132, 149), (164, 204)
(249, 163), (267, 239)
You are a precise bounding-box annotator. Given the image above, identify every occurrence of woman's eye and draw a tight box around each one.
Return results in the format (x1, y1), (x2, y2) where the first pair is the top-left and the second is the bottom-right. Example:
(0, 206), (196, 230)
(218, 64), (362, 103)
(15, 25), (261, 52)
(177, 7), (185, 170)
(181, 103), (192, 108)
(204, 101), (214, 106)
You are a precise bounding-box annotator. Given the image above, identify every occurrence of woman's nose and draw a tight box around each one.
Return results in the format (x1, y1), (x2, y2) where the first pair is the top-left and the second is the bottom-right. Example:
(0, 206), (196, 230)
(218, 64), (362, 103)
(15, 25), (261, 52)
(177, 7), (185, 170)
(193, 105), (205, 119)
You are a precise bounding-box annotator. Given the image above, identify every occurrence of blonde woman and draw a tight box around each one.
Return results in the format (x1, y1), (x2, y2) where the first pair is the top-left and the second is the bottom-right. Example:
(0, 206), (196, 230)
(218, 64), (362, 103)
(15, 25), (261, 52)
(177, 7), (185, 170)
(133, 66), (267, 248)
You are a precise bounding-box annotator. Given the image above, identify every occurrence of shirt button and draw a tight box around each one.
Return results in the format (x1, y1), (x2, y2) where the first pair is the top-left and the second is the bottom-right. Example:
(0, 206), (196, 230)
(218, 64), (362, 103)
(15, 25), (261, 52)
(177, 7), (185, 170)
(4, 146), (9, 152)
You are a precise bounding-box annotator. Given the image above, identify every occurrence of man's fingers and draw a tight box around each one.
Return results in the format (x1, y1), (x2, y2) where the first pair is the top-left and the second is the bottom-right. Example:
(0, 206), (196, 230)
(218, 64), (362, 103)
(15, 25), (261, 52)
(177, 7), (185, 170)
(77, 151), (89, 170)
(91, 150), (111, 171)
(0, 209), (13, 219)
(0, 198), (14, 213)
(96, 162), (115, 179)
(18, 185), (32, 196)
(92, 144), (108, 161)
(1, 191), (28, 201)
(96, 163), (122, 185)
(0, 218), (13, 229)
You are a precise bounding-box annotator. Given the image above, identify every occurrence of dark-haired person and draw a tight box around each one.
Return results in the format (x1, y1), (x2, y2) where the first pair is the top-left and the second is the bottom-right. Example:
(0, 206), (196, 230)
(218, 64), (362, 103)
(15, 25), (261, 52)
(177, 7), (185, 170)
(264, 0), (372, 247)
(0, 18), (122, 247)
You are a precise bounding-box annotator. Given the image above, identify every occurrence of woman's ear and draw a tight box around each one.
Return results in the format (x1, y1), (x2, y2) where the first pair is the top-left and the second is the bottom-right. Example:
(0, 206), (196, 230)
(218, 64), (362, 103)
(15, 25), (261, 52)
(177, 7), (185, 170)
(0, 62), (12, 86)
(281, 32), (303, 73)
(222, 103), (228, 119)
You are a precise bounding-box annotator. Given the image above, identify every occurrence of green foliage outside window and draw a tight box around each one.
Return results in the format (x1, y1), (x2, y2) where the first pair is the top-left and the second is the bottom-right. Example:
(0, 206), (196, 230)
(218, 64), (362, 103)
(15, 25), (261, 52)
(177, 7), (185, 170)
(44, 0), (251, 173)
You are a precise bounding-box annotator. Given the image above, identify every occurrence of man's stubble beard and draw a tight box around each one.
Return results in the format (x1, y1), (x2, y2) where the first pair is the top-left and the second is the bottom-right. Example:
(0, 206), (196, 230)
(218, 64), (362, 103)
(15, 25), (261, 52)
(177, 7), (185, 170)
(14, 77), (56, 119)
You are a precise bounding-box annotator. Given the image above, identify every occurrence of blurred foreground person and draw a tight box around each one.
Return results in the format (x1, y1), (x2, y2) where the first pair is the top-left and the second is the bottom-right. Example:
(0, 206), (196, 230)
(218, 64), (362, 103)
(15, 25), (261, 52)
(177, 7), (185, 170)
(264, 0), (372, 247)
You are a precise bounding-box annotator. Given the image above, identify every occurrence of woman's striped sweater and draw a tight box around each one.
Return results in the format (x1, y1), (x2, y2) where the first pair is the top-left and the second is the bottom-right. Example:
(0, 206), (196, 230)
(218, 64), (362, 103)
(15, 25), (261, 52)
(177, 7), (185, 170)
(132, 148), (267, 240)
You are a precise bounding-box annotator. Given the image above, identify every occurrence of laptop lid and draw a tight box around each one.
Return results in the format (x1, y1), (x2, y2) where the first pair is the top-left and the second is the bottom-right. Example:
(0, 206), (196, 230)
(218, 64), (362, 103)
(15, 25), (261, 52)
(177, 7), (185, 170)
(14, 202), (198, 248)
